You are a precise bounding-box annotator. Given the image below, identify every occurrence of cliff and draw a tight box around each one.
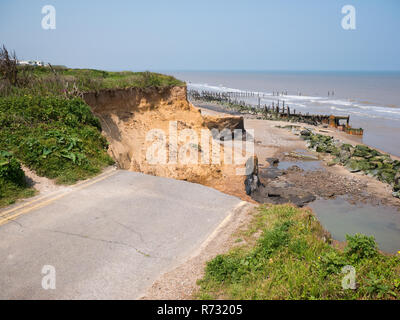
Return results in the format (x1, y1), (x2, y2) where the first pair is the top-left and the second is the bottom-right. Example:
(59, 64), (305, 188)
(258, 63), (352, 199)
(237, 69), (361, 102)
(83, 86), (248, 192)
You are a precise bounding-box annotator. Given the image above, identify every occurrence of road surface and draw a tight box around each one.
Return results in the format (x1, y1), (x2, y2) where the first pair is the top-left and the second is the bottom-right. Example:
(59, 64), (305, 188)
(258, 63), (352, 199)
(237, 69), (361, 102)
(0, 169), (245, 299)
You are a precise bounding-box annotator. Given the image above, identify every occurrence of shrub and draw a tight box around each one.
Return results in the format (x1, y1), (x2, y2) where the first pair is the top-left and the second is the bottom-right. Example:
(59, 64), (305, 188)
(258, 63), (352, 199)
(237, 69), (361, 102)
(257, 220), (291, 254)
(0, 151), (33, 206)
(318, 251), (348, 277)
(345, 234), (378, 261)
(0, 151), (25, 186)
(365, 272), (391, 298)
(205, 254), (243, 283)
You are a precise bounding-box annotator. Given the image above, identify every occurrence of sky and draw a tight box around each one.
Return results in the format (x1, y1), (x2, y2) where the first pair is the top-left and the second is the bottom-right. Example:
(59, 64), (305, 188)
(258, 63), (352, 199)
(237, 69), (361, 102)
(0, 0), (399, 71)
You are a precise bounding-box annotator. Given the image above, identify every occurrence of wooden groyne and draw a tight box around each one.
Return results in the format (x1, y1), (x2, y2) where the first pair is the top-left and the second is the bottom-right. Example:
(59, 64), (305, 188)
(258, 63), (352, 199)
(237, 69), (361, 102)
(188, 89), (364, 136)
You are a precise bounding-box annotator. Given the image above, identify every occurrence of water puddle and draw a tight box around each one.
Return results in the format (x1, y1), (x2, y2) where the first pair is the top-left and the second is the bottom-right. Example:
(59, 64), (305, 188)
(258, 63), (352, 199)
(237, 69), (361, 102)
(309, 197), (400, 254)
(279, 149), (323, 171)
(278, 160), (323, 171)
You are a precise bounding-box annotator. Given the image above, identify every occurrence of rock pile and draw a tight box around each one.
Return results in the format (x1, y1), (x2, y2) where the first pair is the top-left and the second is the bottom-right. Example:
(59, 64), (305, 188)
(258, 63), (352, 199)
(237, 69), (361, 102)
(300, 131), (400, 198)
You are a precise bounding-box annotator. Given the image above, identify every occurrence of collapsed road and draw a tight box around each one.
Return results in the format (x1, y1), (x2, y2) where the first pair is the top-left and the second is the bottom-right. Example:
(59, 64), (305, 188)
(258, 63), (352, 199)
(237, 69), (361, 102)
(0, 169), (249, 299)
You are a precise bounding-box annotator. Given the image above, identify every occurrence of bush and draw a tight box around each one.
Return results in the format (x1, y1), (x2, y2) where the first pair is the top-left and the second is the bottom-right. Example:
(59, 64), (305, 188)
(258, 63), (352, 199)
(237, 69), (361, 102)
(0, 151), (34, 207)
(205, 254), (244, 283)
(0, 151), (25, 186)
(258, 220), (291, 254)
(318, 251), (348, 277)
(345, 234), (378, 261)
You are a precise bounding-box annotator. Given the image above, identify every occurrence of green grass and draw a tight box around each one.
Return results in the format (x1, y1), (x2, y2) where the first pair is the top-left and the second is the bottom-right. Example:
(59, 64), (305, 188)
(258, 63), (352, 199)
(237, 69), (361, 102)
(1, 66), (185, 97)
(0, 151), (36, 207)
(197, 205), (400, 300)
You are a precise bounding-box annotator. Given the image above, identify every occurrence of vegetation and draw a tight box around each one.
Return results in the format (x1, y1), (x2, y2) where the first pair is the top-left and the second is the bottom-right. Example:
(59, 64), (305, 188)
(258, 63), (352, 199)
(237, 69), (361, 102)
(0, 95), (114, 186)
(0, 151), (35, 207)
(0, 45), (184, 207)
(1, 64), (185, 98)
(197, 205), (400, 300)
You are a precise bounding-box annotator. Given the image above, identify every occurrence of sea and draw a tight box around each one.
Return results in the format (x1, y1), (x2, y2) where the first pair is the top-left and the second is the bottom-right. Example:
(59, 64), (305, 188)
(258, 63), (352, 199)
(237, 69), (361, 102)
(170, 71), (400, 157)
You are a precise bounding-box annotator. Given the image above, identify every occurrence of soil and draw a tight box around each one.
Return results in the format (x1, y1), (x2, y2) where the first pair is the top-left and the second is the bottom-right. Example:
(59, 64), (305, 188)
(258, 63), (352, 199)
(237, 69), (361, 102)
(22, 166), (64, 194)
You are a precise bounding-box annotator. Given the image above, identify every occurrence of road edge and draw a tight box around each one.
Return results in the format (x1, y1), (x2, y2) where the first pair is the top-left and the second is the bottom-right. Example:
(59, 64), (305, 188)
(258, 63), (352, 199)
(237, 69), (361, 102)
(139, 201), (256, 300)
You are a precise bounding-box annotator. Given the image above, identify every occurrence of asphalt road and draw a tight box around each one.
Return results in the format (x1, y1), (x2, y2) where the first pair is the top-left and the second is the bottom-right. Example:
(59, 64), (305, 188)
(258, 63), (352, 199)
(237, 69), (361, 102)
(0, 169), (244, 299)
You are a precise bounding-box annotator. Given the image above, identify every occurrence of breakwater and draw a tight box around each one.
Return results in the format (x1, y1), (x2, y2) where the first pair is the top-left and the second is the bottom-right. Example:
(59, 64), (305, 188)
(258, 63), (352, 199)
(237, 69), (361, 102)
(188, 89), (364, 136)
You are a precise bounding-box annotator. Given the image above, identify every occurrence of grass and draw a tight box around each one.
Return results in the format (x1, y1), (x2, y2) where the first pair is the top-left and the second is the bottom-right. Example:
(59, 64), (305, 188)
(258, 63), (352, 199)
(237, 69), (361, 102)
(197, 204), (400, 300)
(0, 66), (185, 97)
(0, 151), (36, 207)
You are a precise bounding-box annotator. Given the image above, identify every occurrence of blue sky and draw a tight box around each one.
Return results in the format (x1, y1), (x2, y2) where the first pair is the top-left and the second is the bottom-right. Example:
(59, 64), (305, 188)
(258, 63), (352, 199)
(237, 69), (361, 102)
(0, 0), (399, 71)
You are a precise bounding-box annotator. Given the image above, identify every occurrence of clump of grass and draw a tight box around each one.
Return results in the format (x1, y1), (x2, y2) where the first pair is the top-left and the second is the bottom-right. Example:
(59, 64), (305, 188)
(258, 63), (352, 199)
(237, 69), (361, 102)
(0, 151), (35, 207)
(197, 205), (400, 300)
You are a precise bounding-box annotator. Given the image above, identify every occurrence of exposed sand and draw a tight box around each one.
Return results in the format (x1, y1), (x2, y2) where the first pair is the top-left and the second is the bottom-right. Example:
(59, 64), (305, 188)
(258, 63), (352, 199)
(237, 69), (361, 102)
(84, 87), (253, 202)
(22, 166), (63, 194)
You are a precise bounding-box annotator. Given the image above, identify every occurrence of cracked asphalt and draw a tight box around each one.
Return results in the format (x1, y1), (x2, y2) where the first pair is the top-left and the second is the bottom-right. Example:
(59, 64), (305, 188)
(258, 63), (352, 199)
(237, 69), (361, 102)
(0, 170), (243, 299)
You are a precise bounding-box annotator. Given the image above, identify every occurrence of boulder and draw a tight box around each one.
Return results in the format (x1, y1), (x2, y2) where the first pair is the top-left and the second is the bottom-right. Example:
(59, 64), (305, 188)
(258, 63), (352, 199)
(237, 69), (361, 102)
(266, 157), (279, 166)
(341, 143), (353, 152)
(393, 172), (400, 191)
(339, 150), (351, 163)
(378, 169), (396, 185)
(352, 145), (373, 158)
(244, 156), (262, 195)
(345, 159), (372, 173)
(300, 129), (311, 137)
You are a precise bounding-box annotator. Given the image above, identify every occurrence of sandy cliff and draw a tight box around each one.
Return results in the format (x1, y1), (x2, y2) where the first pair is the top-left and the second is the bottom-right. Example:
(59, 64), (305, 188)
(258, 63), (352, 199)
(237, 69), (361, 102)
(83, 86), (249, 197)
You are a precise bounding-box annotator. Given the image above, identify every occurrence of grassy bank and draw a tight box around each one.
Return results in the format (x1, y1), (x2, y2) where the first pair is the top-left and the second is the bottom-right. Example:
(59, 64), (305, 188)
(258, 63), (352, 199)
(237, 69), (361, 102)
(0, 95), (115, 187)
(1, 66), (185, 97)
(197, 205), (400, 300)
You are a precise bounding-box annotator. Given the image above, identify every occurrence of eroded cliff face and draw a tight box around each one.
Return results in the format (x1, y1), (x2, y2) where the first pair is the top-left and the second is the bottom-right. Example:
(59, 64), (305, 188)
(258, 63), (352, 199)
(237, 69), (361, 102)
(83, 86), (248, 192)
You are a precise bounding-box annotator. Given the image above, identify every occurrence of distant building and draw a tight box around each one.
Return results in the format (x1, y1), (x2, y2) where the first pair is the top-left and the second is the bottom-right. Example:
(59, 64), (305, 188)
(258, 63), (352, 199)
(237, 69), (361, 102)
(16, 60), (45, 67)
